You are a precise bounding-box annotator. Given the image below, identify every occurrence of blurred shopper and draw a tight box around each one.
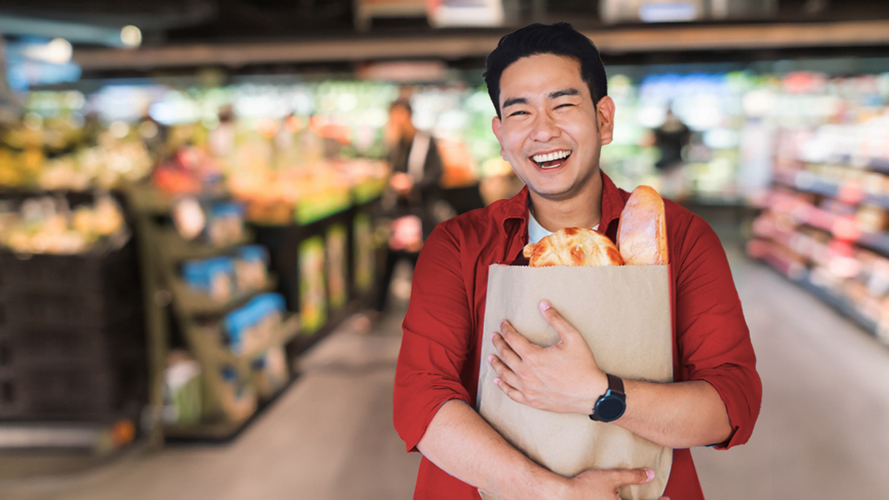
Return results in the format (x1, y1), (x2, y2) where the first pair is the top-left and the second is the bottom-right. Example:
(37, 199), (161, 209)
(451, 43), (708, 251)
(372, 99), (443, 315)
(653, 107), (692, 202)
(393, 22), (760, 500)
(209, 105), (236, 159)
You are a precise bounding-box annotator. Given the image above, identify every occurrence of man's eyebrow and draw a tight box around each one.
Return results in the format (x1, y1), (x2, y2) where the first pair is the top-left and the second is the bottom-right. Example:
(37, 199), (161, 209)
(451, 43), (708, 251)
(502, 97), (527, 109)
(548, 88), (581, 99)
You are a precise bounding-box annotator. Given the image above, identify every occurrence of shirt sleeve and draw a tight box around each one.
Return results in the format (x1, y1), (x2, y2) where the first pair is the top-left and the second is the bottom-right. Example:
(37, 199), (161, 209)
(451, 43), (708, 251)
(674, 214), (762, 450)
(393, 221), (475, 452)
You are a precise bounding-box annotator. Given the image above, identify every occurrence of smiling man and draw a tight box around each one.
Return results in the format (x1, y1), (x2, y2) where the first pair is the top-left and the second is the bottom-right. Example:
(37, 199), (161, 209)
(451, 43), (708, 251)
(393, 23), (761, 500)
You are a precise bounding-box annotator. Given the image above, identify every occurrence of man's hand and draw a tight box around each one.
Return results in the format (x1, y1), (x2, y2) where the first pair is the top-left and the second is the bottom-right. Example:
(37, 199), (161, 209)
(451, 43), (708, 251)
(479, 467), (668, 500)
(390, 172), (415, 196)
(488, 300), (608, 415)
(564, 468), (668, 500)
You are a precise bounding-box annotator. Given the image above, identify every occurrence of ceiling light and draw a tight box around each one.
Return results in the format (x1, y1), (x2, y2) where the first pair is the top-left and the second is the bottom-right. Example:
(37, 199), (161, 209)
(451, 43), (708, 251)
(121, 25), (142, 48)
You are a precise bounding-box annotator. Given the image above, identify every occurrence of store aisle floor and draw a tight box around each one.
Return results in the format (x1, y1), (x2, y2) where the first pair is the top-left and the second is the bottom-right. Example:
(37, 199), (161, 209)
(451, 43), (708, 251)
(3, 247), (889, 500)
(693, 246), (889, 499)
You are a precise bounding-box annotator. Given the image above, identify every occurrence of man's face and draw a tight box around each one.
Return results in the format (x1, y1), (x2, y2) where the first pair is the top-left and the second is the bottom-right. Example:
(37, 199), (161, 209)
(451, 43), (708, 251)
(492, 53), (614, 203)
(386, 106), (411, 141)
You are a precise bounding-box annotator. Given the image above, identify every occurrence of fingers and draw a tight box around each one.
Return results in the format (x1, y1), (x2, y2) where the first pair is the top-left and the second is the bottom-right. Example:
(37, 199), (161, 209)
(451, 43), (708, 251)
(491, 374), (527, 405)
(604, 468), (655, 487)
(487, 353), (520, 390)
(491, 327), (524, 368)
(538, 300), (582, 345)
(496, 320), (535, 359)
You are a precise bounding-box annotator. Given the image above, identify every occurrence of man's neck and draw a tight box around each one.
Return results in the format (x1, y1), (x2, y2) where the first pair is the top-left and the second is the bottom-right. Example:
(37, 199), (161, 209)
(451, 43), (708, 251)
(529, 173), (603, 232)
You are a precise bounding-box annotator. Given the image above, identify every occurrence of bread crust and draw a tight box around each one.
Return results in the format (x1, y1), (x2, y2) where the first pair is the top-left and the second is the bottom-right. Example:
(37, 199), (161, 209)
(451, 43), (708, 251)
(523, 227), (623, 267)
(617, 186), (669, 265)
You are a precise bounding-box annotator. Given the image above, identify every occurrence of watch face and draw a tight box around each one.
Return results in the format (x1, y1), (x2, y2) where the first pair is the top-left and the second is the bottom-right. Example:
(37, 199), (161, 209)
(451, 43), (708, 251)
(596, 395), (626, 421)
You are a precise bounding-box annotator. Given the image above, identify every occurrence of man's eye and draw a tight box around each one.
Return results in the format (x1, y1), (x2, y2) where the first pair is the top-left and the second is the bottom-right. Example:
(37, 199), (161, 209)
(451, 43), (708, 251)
(555, 103), (574, 109)
(508, 110), (528, 117)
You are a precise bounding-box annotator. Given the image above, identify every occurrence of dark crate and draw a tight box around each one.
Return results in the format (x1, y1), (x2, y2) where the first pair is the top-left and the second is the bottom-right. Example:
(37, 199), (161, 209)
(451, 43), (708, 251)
(0, 365), (117, 420)
(0, 291), (141, 330)
(0, 317), (144, 367)
(0, 240), (139, 297)
(0, 350), (147, 421)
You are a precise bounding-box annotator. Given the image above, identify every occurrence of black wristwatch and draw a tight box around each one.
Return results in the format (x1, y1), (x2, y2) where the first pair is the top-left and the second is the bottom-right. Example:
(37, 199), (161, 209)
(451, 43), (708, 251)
(589, 373), (626, 422)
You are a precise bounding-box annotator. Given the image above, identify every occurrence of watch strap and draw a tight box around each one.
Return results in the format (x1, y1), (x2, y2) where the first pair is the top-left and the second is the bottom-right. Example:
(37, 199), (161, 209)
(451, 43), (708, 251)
(606, 373), (625, 396)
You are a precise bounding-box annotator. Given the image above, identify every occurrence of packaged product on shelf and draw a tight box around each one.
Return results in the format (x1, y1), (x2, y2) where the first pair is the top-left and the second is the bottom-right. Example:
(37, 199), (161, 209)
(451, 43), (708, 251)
(856, 204), (889, 234)
(299, 236), (327, 334)
(247, 293), (287, 350)
(218, 366), (257, 422)
(182, 257), (236, 302)
(172, 197), (207, 240)
(326, 224), (348, 311)
(352, 212), (375, 293)
(251, 346), (289, 397)
(206, 202), (245, 246)
(235, 245), (269, 291)
(223, 292), (286, 355)
(223, 304), (258, 355)
(162, 352), (202, 426)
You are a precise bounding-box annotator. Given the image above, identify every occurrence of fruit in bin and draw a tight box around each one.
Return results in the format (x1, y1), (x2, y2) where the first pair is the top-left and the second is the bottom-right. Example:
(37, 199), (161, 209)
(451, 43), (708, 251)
(94, 196), (125, 235)
(72, 207), (96, 235)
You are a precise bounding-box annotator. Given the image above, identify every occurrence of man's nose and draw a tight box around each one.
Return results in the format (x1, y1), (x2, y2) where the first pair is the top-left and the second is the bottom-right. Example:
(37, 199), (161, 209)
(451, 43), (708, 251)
(531, 112), (560, 141)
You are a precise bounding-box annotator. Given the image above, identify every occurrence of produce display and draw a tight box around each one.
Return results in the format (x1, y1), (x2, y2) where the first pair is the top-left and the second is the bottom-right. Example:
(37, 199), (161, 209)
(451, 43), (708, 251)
(0, 194), (127, 254)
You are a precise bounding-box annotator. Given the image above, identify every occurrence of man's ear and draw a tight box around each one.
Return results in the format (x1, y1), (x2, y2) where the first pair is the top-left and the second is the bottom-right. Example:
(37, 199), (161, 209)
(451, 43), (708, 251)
(596, 96), (616, 146)
(492, 116), (505, 155)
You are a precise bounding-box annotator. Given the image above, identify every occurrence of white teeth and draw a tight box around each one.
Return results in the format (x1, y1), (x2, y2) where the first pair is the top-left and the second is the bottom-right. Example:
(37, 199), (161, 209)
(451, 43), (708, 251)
(532, 150), (571, 163)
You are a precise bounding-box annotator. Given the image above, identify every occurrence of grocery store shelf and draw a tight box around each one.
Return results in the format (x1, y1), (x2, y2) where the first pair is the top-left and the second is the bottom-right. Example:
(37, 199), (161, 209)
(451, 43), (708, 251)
(171, 275), (279, 316)
(0, 422), (127, 453)
(775, 171), (889, 211)
(857, 232), (889, 256)
(761, 257), (886, 345)
(159, 228), (255, 262)
(163, 375), (292, 443)
(831, 155), (889, 174)
(191, 313), (300, 365)
(72, 20), (889, 70)
(125, 185), (230, 216)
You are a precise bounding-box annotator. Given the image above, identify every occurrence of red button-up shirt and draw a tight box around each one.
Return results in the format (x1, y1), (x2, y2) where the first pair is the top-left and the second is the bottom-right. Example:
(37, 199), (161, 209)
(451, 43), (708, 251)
(393, 172), (761, 499)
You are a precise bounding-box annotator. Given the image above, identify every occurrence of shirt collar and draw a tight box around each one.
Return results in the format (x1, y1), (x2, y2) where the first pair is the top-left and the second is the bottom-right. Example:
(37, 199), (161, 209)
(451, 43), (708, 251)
(498, 170), (628, 239)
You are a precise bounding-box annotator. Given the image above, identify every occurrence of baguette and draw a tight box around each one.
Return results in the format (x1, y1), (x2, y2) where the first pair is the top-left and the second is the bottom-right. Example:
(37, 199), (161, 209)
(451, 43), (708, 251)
(617, 186), (668, 266)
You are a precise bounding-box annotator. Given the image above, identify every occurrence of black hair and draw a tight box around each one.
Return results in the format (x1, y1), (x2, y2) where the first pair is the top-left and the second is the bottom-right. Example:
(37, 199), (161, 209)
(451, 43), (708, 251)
(483, 22), (608, 119)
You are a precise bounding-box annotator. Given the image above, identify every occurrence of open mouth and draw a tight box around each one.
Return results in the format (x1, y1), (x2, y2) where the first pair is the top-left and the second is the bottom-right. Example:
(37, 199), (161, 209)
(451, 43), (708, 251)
(531, 150), (572, 169)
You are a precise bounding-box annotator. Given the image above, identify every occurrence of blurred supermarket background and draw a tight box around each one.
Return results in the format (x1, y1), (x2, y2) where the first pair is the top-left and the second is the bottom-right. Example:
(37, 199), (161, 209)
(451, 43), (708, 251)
(2, 1), (889, 499)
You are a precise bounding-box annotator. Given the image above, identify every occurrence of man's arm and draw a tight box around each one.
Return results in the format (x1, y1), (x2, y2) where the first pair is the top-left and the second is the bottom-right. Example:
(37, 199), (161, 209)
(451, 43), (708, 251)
(418, 399), (663, 500)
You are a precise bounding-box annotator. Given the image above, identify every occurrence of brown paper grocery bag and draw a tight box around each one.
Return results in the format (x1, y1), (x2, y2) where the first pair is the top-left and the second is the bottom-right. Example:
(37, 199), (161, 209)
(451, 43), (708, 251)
(477, 264), (673, 500)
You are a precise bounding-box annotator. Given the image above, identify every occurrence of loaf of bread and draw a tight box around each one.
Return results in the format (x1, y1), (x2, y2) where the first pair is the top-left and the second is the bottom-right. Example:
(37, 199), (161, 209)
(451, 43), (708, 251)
(617, 186), (668, 266)
(524, 227), (623, 267)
